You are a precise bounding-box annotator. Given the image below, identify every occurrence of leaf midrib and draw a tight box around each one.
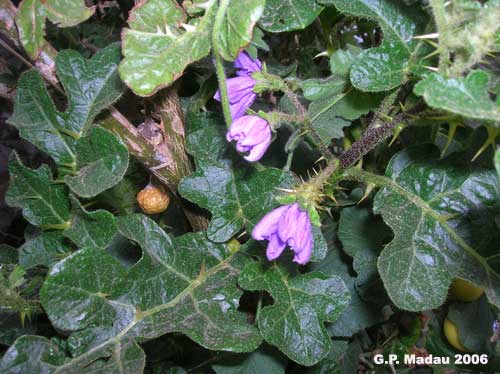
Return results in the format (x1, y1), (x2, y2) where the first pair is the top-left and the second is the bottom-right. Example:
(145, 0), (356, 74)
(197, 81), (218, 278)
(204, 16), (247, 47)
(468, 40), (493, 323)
(351, 169), (498, 277)
(53, 251), (238, 373)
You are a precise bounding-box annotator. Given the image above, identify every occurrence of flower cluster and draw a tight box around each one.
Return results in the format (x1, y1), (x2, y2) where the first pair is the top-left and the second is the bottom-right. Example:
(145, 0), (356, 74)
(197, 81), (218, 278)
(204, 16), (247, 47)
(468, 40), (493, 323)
(215, 52), (314, 265)
(214, 52), (271, 162)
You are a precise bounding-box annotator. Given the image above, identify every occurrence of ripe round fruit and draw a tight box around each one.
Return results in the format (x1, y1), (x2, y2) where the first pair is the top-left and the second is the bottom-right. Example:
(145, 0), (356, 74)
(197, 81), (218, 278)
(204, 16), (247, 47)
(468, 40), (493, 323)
(443, 318), (467, 352)
(450, 278), (484, 302)
(137, 185), (170, 214)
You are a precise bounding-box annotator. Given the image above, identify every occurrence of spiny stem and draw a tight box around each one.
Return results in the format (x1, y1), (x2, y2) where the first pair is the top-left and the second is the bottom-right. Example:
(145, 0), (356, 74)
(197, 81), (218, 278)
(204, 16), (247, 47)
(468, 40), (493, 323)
(339, 113), (405, 168)
(309, 158), (340, 189)
(284, 86), (306, 116)
(339, 99), (425, 169)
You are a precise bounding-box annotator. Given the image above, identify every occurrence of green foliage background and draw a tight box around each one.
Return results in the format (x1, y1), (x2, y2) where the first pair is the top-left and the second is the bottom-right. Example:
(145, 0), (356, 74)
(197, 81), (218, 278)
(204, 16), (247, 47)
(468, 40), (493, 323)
(0, 0), (500, 372)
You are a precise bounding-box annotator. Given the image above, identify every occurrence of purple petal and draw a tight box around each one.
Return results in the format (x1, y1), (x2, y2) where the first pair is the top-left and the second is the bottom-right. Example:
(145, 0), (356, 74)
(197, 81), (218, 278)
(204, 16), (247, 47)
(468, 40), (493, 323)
(214, 89), (221, 101)
(243, 133), (271, 162)
(226, 76), (256, 103)
(292, 231), (313, 265)
(266, 234), (287, 261)
(229, 92), (257, 120)
(227, 116), (271, 161)
(236, 142), (252, 153)
(234, 51), (262, 76)
(277, 203), (301, 243)
(292, 210), (310, 247)
(291, 211), (313, 265)
(252, 205), (289, 240)
(214, 76), (255, 103)
(227, 115), (255, 140)
(239, 118), (270, 146)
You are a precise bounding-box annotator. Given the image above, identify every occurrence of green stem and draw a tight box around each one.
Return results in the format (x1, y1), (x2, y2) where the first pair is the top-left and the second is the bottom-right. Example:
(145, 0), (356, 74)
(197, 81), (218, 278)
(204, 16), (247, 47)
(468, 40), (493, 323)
(283, 87), (334, 160)
(212, 0), (232, 128)
(213, 52), (232, 128)
(317, 17), (334, 55)
(284, 151), (294, 172)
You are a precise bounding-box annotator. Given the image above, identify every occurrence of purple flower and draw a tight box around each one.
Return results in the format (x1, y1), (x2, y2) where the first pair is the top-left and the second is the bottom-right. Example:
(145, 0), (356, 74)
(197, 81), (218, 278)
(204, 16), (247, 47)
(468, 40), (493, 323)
(252, 203), (313, 265)
(227, 115), (271, 162)
(234, 52), (262, 76)
(214, 52), (262, 120)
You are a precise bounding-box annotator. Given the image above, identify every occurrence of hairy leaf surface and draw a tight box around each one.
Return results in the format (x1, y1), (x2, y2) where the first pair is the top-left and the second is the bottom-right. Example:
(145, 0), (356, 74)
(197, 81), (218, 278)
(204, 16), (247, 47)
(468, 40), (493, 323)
(119, 0), (216, 96)
(15, 0), (94, 57)
(239, 261), (350, 366)
(8, 45), (124, 166)
(414, 71), (500, 124)
(179, 112), (295, 242)
(19, 231), (72, 269)
(213, 0), (265, 61)
(39, 215), (261, 370)
(6, 154), (70, 228)
(260, 0), (323, 32)
(64, 127), (129, 198)
(373, 145), (500, 311)
(320, 0), (428, 91)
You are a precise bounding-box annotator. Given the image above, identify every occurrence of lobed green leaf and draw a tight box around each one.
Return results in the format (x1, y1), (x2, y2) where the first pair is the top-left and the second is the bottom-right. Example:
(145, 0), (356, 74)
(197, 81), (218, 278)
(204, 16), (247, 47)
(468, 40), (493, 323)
(239, 261), (350, 366)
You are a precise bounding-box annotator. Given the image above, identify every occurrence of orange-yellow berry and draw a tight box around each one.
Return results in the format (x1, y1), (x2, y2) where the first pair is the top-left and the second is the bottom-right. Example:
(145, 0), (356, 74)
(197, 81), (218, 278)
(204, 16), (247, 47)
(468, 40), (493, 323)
(137, 186), (170, 214)
(449, 278), (484, 302)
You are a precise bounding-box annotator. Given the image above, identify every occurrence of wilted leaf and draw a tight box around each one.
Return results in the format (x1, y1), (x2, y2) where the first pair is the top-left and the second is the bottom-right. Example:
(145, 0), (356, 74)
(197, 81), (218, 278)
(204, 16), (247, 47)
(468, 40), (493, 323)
(372, 145), (500, 311)
(238, 261), (350, 366)
(414, 70), (500, 124)
(64, 127), (129, 198)
(260, 0), (323, 33)
(119, 0), (216, 96)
